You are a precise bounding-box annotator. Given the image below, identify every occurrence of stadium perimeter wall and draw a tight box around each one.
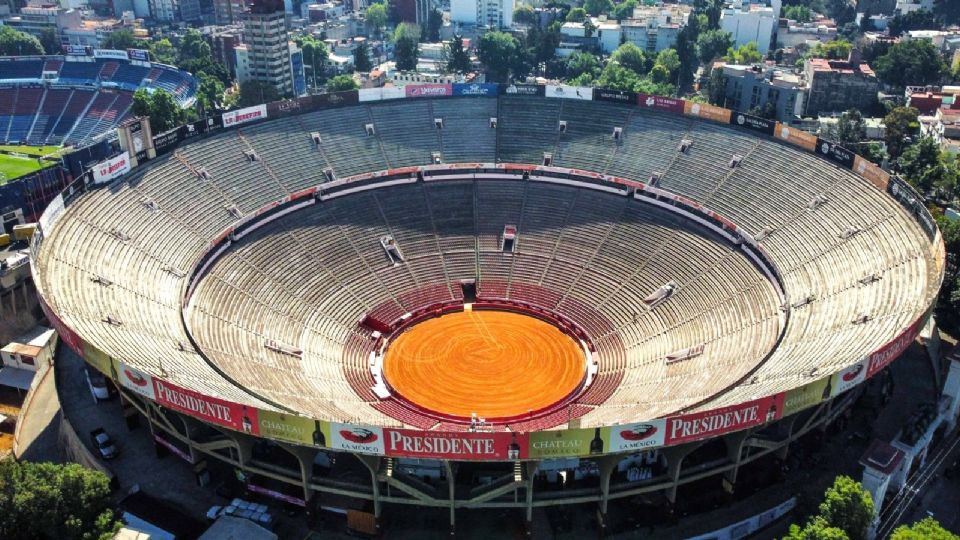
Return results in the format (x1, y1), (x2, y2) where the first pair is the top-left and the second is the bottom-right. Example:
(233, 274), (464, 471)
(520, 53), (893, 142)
(29, 85), (946, 463)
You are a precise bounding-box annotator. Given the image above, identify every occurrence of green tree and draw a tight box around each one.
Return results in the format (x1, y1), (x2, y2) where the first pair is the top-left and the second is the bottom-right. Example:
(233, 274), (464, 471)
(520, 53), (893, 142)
(816, 476), (874, 540)
(705, 66), (727, 105)
(196, 73), (225, 112)
(611, 0), (637, 21)
(445, 34), (472, 73)
(808, 39), (852, 60)
(825, 108), (866, 148)
(295, 35), (329, 88)
(565, 51), (601, 80)
(695, 0), (725, 29)
(936, 0), (960, 25)
(393, 23), (420, 71)
(149, 38), (176, 65)
(595, 62), (641, 91)
(238, 80), (280, 107)
(725, 41), (763, 64)
(100, 29), (140, 50)
(901, 137), (950, 195)
(748, 101), (777, 120)
(0, 26), (43, 56)
(327, 74), (359, 91)
(38, 27), (61, 55)
(584, 0), (613, 16)
(178, 30), (210, 62)
(883, 106), (920, 160)
(888, 9), (938, 37)
(675, 15), (703, 89)
(425, 8), (443, 42)
(650, 63), (671, 83)
(697, 29), (733, 63)
(354, 41), (372, 73)
(566, 7), (587, 22)
(366, 2), (388, 38)
(478, 31), (522, 83)
(874, 39), (946, 89)
(784, 517), (851, 540)
(890, 517), (960, 540)
(610, 42), (650, 74)
(0, 459), (122, 540)
(783, 5), (812, 22)
(132, 89), (184, 132)
(513, 4), (537, 25)
(826, 0), (856, 25)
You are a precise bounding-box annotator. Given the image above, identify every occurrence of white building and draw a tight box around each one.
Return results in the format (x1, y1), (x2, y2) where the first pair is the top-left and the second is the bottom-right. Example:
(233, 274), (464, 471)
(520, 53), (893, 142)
(720, 0), (781, 55)
(896, 0), (934, 14)
(596, 20), (620, 54)
(450, 0), (513, 28)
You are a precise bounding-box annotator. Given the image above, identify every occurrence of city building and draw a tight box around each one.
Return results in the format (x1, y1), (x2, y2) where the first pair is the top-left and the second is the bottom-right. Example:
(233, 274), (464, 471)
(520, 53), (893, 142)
(61, 17), (142, 47)
(555, 21), (599, 57)
(720, 0), (781, 55)
(148, 0), (201, 22)
(803, 53), (879, 116)
(237, 0), (306, 97)
(215, 0), (247, 24)
(777, 18), (838, 49)
(390, 0), (430, 25)
(205, 26), (243, 76)
(895, 0), (934, 14)
(716, 63), (807, 121)
(450, 0), (513, 28)
(620, 3), (689, 54)
(2, 5), (82, 41)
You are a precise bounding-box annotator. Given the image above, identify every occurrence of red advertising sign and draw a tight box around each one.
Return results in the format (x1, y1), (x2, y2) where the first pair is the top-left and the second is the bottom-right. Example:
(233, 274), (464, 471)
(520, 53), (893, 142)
(665, 394), (784, 445)
(152, 379), (260, 435)
(246, 483), (306, 506)
(866, 315), (925, 377)
(405, 84), (452, 98)
(637, 93), (685, 114)
(39, 296), (84, 356)
(154, 433), (192, 462)
(384, 428), (528, 460)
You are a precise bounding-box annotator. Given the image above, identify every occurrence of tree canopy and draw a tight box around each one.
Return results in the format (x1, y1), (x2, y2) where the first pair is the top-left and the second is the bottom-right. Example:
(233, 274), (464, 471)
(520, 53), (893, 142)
(0, 459), (121, 540)
(783, 5), (812, 22)
(611, 0), (637, 21)
(100, 29), (141, 50)
(0, 26), (43, 56)
(565, 51), (602, 80)
(610, 42), (651, 75)
(366, 2), (388, 37)
(725, 41), (763, 64)
(354, 41), (372, 73)
(697, 29), (733, 64)
(513, 5), (537, 25)
(566, 7), (587, 22)
(446, 35), (471, 73)
(393, 23), (420, 71)
(295, 35), (329, 87)
(888, 9), (939, 37)
(890, 517), (960, 540)
(478, 31), (523, 83)
(38, 28), (61, 55)
(425, 8), (443, 42)
(884, 106), (920, 160)
(327, 74), (359, 91)
(238, 80), (279, 108)
(584, 0), (612, 16)
(196, 74), (225, 113)
(784, 476), (875, 540)
(874, 39), (946, 89)
(808, 39), (852, 60)
(132, 89), (183, 132)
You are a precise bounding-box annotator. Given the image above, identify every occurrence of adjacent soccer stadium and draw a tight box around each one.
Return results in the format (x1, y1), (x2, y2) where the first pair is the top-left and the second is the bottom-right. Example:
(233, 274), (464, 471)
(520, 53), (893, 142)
(30, 85), (944, 535)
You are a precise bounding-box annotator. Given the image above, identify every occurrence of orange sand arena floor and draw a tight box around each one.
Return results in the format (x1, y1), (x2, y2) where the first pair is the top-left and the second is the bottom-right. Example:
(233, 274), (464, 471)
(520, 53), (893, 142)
(382, 309), (586, 419)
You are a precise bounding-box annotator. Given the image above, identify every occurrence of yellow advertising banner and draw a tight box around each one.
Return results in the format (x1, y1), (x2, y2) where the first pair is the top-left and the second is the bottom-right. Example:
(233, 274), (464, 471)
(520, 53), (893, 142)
(774, 123), (817, 152)
(528, 427), (610, 458)
(684, 101), (732, 123)
(257, 410), (329, 447)
(82, 341), (114, 377)
(782, 377), (832, 417)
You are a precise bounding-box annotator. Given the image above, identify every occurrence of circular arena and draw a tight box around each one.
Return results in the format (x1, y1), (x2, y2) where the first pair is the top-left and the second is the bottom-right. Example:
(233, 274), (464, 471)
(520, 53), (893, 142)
(31, 88), (944, 535)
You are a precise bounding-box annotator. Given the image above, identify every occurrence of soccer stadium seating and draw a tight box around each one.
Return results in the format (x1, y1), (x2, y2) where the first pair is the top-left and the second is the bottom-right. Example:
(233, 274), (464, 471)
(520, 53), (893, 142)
(35, 98), (938, 430)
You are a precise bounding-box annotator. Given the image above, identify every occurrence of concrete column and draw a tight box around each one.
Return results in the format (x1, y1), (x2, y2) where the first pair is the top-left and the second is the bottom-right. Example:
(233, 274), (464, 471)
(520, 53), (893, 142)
(722, 430), (752, 490)
(661, 442), (699, 505)
(524, 460), (539, 535)
(279, 442), (317, 508)
(443, 460), (455, 536)
(943, 354), (960, 431)
(354, 454), (383, 532)
(861, 465), (892, 539)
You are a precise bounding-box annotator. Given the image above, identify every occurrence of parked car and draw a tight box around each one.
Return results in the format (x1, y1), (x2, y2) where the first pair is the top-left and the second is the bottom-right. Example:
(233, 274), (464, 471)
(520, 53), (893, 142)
(89, 428), (118, 459)
(83, 366), (112, 402)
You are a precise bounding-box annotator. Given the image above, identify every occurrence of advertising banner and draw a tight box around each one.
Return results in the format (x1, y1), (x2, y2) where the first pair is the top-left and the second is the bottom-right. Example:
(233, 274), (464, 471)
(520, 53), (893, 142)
(545, 85), (592, 100)
(359, 88), (382, 102)
(593, 88), (637, 104)
(775, 124), (817, 152)
(887, 175), (937, 241)
(313, 90), (358, 108)
(637, 93), (685, 114)
(528, 427), (609, 458)
(854, 155), (890, 191)
(152, 128), (181, 155)
(38, 193), (64, 235)
(405, 84), (453, 98)
(665, 394), (784, 445)
(222, 104), (267, 128)
(154, 434), (192, 462)
(329, 423), (385, 455)
(92, 152), (130, 185)
(814, 138), (855, 169)
(384, 429), (527, 460)
(179, 119), (206, 141)
(116, 361), (155, 399)
(246, 483), (306, 506)
(608, 419), (667, 452)
(257, 410), (328, 447)
(730, 112), (775, 135)
(93, 49), (131, 60)
(153, 379), (260, 435)
(127, 49), (150, 62)
(81, 342), (113, 377)
(453, 83), (498, 96)
(683, 101), (732, 123)
(64, 45), (90, 56)
(500, 83), (545, 97)
(782, 377), (833, 417)
(830, 359), (868, 396)
(866, 314), (926, 377)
